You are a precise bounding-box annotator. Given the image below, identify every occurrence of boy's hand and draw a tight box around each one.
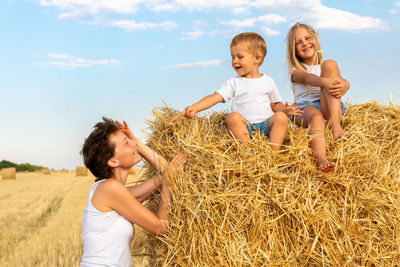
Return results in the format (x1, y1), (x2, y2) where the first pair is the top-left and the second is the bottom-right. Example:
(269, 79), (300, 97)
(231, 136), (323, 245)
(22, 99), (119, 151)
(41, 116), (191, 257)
(183, 105), (197, 118)
(284, 102), (304, 116)
(115, 120), (138, 141)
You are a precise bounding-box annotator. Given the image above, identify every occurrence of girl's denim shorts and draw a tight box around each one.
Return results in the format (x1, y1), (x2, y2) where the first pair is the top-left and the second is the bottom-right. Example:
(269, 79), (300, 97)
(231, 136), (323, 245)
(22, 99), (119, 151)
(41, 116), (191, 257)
(295, 100), (348, 115)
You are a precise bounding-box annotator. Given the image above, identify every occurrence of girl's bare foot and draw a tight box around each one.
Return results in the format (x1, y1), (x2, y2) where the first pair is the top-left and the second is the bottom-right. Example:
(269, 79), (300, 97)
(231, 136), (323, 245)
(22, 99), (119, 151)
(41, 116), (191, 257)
(318, 160), (335, 173)
(332, 126), (345, 141)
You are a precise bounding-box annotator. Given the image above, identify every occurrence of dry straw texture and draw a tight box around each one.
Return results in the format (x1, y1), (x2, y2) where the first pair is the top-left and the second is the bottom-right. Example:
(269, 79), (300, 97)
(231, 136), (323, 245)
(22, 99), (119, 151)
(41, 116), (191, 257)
(75, 166), (88, 176)
(129, 167), (138, 175)
(143, 102), (400, 266)
(2, 167), (16, 180)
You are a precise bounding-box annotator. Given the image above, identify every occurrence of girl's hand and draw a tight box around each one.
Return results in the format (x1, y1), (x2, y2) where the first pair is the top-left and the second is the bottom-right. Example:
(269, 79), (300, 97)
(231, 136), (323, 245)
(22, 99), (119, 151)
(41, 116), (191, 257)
(327, 79), (349, 98)
(115, 120), (137, 141)
(183, 105), (197, 118)
(284, 102), (304, 116)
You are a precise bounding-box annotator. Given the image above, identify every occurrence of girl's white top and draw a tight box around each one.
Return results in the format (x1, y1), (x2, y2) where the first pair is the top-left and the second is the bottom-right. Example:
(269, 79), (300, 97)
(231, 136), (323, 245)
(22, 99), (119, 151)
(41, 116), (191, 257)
(81, 180), (134, 267)
(291, 63), (321, 102)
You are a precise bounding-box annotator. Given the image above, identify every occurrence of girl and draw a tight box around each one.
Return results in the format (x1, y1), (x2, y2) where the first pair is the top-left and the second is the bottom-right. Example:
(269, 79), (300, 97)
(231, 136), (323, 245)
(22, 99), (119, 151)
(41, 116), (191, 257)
(286, 23), (350, 172)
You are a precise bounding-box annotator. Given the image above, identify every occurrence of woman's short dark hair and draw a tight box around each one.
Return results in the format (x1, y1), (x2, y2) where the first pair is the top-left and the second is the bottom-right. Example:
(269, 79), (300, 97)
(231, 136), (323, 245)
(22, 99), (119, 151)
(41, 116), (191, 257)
(81, 117), (120, 181)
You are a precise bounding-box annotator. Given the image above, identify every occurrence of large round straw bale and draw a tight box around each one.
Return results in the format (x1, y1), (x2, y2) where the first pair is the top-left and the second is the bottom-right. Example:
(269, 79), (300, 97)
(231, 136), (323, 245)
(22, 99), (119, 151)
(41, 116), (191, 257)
(41, 168), (51, 175)
(129, 167), (137, 175)
(142, 102), (400, 266)
(75, 166), (88, 176)
(2, 167), (16, 179)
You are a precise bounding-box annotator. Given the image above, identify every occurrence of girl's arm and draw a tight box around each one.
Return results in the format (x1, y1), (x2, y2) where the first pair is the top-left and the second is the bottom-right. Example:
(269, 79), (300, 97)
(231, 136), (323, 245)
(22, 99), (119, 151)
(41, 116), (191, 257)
(292, 69), (350, 97)
(183, 92), (224, 118)
(291, 69), (335, 89)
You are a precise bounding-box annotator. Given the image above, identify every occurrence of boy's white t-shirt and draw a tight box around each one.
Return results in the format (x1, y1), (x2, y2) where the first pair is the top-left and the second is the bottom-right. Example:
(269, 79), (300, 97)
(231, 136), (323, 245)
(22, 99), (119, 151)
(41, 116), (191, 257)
(216, 74), (282, 124)
(291, 64), (321, 102)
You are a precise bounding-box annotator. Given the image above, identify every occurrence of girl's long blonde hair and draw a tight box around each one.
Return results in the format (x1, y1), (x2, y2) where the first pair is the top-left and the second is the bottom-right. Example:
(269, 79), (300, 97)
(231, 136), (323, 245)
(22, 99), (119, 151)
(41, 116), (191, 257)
(286, 23), (323, 75)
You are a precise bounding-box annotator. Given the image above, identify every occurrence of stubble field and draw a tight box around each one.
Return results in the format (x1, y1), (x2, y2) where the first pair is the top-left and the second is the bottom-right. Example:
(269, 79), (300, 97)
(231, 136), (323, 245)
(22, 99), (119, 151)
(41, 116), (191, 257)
(0, 170), (151, 267)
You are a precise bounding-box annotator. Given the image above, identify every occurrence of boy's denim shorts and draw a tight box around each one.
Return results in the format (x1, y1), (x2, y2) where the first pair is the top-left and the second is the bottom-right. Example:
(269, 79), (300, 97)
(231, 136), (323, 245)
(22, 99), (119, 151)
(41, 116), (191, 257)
(247, 117), (272, 137)
(295, 100), (348, 116)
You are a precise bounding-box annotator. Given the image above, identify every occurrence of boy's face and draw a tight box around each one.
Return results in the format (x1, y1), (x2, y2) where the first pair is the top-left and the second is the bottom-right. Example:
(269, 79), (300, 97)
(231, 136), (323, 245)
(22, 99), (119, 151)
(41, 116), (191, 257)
(230, 43), (261, 78)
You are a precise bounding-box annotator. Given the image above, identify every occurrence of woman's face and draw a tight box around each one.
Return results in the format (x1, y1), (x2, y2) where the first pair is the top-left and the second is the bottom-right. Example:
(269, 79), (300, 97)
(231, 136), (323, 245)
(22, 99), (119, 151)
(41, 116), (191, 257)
(109, 130), (142, 168)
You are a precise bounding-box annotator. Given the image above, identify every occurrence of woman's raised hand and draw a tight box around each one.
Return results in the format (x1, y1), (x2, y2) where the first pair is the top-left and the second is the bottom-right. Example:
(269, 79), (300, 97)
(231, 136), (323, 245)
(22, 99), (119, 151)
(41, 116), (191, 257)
(115, 120), (137, 141)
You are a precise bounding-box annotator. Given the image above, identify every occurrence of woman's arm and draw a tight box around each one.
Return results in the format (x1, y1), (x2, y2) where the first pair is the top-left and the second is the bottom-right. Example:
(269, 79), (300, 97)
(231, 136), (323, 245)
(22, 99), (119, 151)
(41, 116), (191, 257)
(116, 120), (169, 173)
(126, 175), (162, 203)
(101, 180), (170, 235)
(127, 153), (188, 202)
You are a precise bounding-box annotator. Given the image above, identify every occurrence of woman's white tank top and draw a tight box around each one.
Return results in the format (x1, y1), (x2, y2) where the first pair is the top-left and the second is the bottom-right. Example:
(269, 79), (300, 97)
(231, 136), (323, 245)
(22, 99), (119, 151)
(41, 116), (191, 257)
(81, 180), (135, 267)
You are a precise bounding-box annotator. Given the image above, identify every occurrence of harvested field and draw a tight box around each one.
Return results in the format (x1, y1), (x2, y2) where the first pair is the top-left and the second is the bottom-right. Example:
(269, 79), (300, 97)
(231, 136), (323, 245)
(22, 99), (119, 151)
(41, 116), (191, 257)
(143, 102), (400, 266)
(0, 170), (150, 266)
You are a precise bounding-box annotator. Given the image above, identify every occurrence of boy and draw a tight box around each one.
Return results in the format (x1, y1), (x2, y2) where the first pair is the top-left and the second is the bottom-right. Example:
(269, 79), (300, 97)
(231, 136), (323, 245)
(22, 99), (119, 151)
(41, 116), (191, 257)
(183, 32), (302, 150)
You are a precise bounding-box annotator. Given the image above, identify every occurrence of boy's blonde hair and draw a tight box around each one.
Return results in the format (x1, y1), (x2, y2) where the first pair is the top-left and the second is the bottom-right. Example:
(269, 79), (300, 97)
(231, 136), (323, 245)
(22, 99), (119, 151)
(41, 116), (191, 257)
(231, 32), (267, 66)
(286, 23), (323, 73)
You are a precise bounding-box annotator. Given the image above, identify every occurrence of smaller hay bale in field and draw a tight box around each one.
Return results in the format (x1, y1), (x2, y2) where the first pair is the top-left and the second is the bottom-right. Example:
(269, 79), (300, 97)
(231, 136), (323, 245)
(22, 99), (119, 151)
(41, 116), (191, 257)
(75, 166), (88, 176)
(41, 168), (51, 175)
(2, 167), (16, 179)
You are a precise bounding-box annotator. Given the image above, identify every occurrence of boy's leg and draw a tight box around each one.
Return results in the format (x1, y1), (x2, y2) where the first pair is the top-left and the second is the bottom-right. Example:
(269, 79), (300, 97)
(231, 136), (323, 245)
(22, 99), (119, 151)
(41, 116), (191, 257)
(268, 111), (288, 150)
(295, 106), (335, 172)
(226, 112), (250, 142)
(319, 60), (344, 140)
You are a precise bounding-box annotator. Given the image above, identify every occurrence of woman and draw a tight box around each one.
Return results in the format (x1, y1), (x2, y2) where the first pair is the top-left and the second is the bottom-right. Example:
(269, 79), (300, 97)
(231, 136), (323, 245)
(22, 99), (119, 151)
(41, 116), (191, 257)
(80, 117), (187, 266)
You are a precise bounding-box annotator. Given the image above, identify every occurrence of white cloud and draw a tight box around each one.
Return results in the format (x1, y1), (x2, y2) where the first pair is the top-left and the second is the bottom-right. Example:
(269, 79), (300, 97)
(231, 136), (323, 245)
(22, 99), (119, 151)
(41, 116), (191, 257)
(40, 0), (144, 19)
(220, 13), (286, 28)
(389, 9), (397, 14)
(167, 59), (226, 69)
(148, 0), (250, 12)
(38, 0), (388, 32)
(261, 26), (281, 36)
(106, 20), (176, 31)
(396, 2), (400, 6)
(38, 53), (119, 69)
(308, 5), (387, 31)
(180, 30), (205, 40)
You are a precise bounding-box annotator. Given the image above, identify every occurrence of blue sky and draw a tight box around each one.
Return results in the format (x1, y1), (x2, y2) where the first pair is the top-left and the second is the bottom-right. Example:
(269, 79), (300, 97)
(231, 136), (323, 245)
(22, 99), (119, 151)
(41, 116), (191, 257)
(1, 0), (399, 170)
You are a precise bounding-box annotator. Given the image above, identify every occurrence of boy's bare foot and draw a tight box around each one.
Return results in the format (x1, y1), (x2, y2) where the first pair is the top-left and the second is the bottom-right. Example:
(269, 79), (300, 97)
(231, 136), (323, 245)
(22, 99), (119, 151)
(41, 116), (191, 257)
(318, 160), (335, 173)
(332, 127), (345, 141)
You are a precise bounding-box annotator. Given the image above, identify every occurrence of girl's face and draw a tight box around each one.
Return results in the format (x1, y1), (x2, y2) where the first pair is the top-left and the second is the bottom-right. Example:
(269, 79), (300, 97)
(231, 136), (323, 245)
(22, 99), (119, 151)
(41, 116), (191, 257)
(294, 27), (315, 65)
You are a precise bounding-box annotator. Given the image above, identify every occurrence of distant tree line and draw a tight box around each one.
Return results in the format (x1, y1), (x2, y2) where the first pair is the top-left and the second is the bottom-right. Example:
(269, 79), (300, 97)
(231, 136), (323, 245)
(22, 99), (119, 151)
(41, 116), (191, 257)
(0, 160), (46, 172)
